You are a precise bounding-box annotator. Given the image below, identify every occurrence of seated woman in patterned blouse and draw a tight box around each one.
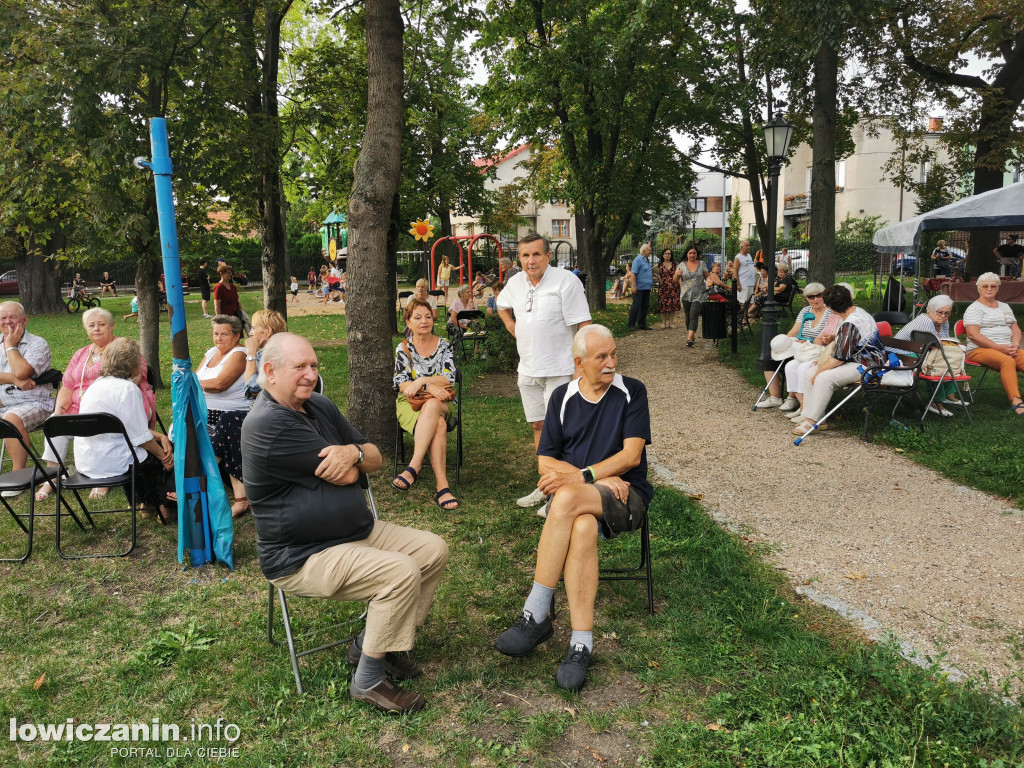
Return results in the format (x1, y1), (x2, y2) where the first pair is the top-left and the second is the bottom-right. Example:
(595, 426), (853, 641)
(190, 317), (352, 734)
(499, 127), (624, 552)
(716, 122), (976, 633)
(392, 298), (459, 510)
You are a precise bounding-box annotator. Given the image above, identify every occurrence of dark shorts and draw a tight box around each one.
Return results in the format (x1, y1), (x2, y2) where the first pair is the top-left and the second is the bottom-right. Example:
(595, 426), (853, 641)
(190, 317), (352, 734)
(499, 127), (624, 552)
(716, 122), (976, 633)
(760, 356), (785, 373)
(200, 284), (211, 301)
(595, 485), (648, 540)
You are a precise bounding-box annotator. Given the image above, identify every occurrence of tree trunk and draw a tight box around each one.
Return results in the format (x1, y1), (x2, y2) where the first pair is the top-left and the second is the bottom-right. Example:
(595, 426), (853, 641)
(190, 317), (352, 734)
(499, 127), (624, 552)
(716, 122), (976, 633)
(135, 257), (163, 388)
(346, 0), (403, 448)
(258, 3), (289, 317)
(17, 231), (66, 316)
(579, 210), (607, 310)
(386, 192), (400, 335)
(809, 38), (838, 286)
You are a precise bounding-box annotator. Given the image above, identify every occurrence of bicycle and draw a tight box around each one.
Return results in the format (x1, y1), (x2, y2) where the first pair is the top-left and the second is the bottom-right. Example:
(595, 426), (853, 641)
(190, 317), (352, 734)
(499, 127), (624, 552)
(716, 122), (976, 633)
(65, 290), (100, 313)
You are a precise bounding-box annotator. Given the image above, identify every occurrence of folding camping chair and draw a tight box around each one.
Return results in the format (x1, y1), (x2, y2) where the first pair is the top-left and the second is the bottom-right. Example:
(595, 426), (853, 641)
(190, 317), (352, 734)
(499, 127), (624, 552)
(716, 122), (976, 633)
(910, 330), (973, 425)
(954, 320), (993, 399)
(267, 474), (377, 694)
(43, 413), (141, 559)
(0, 420), (83, 563)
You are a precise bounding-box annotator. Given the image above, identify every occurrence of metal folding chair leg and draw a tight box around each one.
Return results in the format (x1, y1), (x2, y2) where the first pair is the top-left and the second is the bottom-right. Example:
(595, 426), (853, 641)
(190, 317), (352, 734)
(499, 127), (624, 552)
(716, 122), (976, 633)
(267, 584), (364, 695)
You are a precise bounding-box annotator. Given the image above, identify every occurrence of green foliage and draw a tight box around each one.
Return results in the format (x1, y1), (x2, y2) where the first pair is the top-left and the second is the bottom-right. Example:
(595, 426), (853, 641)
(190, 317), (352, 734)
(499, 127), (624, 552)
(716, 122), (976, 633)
(478, 0), (696, 281)
(727, 197), (744, 257)
(837, 212), (888, 240)
(480, 313), (518, 371)
(138, 621), (216, 667)
(293, 233), (323, 267)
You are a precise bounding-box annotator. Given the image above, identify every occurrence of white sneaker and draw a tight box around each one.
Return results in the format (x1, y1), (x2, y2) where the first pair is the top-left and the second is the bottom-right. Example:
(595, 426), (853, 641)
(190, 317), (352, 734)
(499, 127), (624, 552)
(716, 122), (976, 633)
(780, 397), (799, 412)
(1, 489), (23, 499)
(517, 487), (547, 508)
(203, 314), (212, 319)
(756, 396), (783, 409)
(536, 502), (548, 519)
(789, 410), (805, 422)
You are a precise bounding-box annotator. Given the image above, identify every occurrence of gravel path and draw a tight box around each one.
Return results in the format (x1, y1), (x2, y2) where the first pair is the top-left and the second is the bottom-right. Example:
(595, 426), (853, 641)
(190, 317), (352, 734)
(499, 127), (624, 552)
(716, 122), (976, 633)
(616, 325), (1024, 693)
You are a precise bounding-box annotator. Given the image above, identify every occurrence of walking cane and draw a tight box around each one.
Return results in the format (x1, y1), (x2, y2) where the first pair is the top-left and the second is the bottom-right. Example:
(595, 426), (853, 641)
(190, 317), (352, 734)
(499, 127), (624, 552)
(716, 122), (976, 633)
(752, 364), (784, 411)
(793, 385), (863, 446)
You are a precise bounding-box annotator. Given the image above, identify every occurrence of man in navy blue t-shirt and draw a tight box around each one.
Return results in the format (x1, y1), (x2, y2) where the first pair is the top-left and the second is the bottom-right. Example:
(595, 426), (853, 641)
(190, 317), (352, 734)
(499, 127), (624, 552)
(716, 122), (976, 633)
(495, 325), (652, 691)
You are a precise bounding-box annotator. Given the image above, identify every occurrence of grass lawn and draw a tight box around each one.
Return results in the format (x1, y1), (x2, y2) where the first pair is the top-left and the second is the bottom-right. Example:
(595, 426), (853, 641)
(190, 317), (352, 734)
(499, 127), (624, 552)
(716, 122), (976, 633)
(718, 299), (1024, 510)
(0, 294), (1021, 766)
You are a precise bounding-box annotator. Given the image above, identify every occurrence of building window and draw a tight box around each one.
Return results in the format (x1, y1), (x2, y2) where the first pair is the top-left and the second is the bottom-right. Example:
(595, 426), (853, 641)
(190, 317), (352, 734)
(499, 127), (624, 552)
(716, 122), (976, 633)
(694, 198), (707, 212)
(552, 219), (570, 238)
(835, 159), (846, 189)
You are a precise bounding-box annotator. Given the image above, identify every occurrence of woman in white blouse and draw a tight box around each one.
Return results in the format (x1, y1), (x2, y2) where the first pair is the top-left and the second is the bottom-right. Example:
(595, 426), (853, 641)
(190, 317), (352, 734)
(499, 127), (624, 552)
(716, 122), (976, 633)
(963, 272), (1024, 414)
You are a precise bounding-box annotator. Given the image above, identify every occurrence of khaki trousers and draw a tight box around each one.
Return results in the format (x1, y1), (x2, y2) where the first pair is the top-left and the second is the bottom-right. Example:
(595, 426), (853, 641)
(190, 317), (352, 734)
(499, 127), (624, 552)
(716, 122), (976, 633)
(271, 520), (449, 655)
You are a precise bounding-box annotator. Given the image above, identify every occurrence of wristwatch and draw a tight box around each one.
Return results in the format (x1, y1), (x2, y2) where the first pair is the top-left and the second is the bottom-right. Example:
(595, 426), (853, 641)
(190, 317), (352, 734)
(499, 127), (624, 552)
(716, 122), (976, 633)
(581, 467), (595, 483)
(246, 355), (256, 361)
(355, 446), (365, 465)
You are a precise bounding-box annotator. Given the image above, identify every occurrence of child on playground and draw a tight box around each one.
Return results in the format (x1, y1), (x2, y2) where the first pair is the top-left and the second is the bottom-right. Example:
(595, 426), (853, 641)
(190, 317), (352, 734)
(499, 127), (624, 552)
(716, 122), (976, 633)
(289, 276), (299, 302)
(307, 267), (316, 294)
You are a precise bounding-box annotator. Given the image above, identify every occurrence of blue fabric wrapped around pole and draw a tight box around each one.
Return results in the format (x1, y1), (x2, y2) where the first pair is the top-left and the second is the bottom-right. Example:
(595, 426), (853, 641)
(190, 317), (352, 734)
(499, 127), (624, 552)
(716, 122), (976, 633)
(145, 117), (234, 569)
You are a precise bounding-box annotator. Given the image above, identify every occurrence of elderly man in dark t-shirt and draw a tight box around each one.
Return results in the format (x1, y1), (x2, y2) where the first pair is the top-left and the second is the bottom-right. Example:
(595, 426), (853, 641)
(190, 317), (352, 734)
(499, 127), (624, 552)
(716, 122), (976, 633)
(494, 324), (652, 692)
(242, 333), (448, 714)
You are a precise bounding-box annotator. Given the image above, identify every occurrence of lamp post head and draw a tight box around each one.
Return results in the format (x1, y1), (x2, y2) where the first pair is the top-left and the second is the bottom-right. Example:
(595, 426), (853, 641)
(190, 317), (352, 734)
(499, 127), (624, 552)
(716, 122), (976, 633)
(763, 111), (795, 162)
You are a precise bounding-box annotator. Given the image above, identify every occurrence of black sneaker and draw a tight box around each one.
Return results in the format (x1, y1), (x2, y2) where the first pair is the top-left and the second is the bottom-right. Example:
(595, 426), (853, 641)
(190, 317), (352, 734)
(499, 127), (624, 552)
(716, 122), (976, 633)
(494, 611), (553, 657)
(555, 643), (592, 691)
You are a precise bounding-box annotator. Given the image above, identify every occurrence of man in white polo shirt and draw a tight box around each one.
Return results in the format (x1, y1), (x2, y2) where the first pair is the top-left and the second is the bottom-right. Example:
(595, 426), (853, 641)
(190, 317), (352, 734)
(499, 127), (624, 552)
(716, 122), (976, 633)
(497, 233), (591, 510)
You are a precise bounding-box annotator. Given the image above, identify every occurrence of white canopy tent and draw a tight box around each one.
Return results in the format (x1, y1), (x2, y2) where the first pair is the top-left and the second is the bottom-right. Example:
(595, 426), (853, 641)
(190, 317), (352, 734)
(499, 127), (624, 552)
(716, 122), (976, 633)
(873, 183), (1024, 254)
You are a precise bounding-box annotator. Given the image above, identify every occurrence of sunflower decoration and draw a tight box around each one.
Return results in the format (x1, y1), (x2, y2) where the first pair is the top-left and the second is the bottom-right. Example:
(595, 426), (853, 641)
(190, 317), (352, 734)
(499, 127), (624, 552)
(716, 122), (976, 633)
(409, 218), (435, 242)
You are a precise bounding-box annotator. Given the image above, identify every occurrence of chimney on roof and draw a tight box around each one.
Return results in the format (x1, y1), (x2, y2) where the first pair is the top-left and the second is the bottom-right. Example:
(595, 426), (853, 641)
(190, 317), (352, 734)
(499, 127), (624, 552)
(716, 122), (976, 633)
(928, 117), (944, 133)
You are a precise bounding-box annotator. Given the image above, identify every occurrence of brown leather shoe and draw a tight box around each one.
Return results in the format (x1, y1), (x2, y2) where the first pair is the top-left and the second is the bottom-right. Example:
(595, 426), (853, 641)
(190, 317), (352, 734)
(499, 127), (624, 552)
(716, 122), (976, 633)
(346, 641), (422, 680)
(350, 677), (426, 714)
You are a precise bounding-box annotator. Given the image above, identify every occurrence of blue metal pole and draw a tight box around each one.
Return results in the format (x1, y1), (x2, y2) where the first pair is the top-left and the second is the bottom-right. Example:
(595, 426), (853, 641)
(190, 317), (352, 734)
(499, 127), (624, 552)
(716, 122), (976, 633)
(142, 118), (233, 569)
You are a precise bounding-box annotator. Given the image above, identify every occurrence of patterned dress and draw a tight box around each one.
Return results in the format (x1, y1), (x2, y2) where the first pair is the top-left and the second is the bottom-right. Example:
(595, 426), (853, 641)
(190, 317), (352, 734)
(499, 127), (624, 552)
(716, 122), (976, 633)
(656, 262), (680, 313)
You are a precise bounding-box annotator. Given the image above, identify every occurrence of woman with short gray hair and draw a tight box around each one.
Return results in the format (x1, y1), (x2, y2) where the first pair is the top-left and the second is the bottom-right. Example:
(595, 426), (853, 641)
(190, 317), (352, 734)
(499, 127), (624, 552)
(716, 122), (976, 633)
(75, 338), (175, 523)
(963, 272), (1024, 414)
(893, 294), (959, 415)
(36, 306), (157, 501)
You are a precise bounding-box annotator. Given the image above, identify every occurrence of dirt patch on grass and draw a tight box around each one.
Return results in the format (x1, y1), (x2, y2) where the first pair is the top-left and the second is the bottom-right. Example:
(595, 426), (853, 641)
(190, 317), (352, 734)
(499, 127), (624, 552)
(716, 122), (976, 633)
(469, 371), (520, 399)
(311, 338), (348, 347)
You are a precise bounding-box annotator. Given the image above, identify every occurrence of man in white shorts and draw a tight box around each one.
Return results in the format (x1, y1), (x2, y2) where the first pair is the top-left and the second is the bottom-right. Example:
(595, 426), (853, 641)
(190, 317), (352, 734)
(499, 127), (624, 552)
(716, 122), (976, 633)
(0, 302), (56, 489)
(496, 234), (591, 511)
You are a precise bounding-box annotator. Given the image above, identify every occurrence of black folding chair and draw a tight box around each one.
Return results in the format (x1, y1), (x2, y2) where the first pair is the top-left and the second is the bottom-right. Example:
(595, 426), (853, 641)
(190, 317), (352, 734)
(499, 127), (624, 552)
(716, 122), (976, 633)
(428, 288), (447, 319)
(553, 512), (654, 617)
(0, 420), (83, 563)
(267, 474), (377, 694)
(453, 310), (486, 359)
(43, 413), (141, 559)
(393, 368), (463, 486)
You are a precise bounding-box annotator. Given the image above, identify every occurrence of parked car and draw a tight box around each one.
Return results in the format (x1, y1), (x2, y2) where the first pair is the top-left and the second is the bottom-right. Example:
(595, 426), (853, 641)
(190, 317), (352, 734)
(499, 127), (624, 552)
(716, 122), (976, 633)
(0, 270), (19, 295)
(892, 247), (965, 275)
(775, 249), (810, 280)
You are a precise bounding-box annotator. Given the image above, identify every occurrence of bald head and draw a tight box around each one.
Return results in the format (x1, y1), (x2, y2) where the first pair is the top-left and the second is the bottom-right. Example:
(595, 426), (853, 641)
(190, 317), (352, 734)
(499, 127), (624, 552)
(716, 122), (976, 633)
(259, 332), (320, 408)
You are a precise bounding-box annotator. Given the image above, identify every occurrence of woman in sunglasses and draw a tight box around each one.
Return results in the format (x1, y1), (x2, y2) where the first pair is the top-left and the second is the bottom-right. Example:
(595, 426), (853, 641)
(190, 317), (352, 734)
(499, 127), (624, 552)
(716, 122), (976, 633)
(779, 283), (842, 419)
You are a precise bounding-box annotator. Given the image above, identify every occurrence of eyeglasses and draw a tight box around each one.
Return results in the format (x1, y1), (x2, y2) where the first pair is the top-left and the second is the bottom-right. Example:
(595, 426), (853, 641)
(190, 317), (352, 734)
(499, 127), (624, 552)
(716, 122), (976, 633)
(526, 287), (535, 313)
(805, 293), (822, 299)
(932, 309), (952, 316)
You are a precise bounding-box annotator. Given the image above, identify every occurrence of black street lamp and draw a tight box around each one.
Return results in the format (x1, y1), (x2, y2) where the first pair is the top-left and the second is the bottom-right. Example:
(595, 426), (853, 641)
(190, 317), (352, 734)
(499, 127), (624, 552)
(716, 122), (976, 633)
(757, 111), (796, 367)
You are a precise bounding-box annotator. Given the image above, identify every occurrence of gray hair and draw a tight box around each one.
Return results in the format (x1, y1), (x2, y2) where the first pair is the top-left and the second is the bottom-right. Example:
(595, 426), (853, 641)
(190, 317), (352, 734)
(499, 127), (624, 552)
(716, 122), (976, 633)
(777, 263), (790, 274)
(926, 294), (954, 312)
(99, 337), (140, 380)
(257, 332), (312, 389)
(82, 307), (113, 328)
(803, 282), (825, 296)
(571, 324), (614, 359)
(211, 314), (243, 336)
(0, 301), (26, 317)
(976, 271), (1001, 288)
